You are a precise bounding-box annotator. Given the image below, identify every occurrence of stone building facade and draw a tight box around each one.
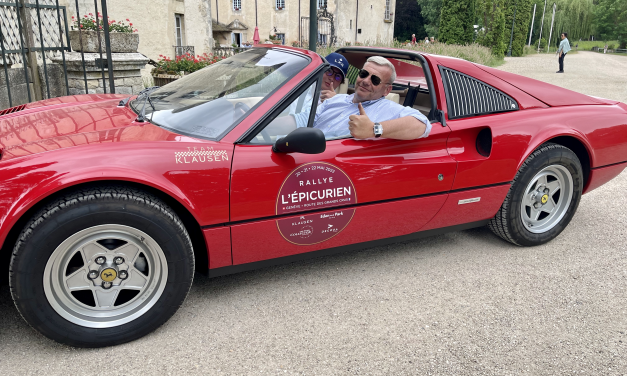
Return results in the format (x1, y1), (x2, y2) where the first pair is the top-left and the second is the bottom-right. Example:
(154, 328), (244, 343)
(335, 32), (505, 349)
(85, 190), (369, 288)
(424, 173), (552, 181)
(212, 0), (396, 47)
(65, 0), (213, 61)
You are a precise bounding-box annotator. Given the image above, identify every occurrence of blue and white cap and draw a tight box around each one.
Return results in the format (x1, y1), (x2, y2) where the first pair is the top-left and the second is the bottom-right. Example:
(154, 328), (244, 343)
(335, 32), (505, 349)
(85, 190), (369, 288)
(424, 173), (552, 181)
(325, 52), (348, 80)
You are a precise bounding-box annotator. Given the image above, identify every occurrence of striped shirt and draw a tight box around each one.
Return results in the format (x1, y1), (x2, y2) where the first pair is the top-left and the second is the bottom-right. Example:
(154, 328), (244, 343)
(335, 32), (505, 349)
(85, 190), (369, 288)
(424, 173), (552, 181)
(295, 94), (431, 139)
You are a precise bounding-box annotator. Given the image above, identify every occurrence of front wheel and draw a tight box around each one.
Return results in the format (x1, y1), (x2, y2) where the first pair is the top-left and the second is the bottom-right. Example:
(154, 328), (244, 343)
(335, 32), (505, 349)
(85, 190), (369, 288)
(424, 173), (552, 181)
(489, 143), (583, 246)
(9, 186), (194, 347)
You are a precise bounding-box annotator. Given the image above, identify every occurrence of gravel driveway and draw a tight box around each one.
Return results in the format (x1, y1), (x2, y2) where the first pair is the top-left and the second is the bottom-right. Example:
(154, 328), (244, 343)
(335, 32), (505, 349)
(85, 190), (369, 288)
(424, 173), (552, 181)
(1, 52), (626, 375)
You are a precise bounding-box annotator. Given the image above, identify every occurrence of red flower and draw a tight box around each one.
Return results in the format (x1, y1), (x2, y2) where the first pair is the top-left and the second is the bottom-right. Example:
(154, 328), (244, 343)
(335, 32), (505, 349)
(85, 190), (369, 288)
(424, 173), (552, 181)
(89, 13), (93, 16)
(84, 15), (87, 18)
(129, 23), (133, 26)
(126, 19), (130, 21)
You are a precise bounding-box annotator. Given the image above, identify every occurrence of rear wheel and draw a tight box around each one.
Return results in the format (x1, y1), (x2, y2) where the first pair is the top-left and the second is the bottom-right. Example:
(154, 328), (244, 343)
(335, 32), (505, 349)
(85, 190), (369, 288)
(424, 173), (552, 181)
(10, 186), (194, 347)
(489, 143), (583, 246)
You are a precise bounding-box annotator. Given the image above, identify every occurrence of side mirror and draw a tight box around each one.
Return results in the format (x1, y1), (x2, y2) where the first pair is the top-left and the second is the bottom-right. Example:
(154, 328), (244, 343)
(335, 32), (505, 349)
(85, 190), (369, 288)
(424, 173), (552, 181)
(272, 127), (326, 154)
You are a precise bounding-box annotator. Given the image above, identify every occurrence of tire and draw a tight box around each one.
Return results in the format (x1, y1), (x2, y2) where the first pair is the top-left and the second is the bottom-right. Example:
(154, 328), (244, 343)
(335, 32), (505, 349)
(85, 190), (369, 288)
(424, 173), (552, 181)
(488, 143), (583, 246)
(9, 186), (194, 347)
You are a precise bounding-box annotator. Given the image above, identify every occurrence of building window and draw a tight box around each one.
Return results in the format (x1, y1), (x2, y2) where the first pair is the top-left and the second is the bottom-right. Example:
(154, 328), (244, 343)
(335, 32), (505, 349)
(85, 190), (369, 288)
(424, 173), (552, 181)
(175, 14), (184, 47)
(233, 0), (241, 11)
(350, 20), (352, 29)
(275, 33), (285, 45)
(317, 0), (327, 9)
(384, 0), (391, 20)
(275, 0), (284, 10)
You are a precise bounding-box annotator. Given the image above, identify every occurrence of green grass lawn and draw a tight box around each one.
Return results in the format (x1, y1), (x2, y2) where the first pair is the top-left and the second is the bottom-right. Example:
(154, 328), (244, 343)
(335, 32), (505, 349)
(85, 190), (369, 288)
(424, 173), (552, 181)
(573, 40), (620, 50)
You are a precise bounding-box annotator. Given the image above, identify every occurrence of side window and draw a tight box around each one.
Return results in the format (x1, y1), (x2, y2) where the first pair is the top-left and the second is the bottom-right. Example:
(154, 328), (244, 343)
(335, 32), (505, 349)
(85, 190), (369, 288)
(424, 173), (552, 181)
(440, 67), (519, 120)
(249, 82), (318, 144)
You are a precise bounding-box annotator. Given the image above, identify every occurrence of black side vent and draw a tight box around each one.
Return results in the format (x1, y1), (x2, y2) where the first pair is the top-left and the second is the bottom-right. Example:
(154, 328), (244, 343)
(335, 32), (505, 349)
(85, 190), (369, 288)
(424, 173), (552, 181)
(440, 67), (518, 120)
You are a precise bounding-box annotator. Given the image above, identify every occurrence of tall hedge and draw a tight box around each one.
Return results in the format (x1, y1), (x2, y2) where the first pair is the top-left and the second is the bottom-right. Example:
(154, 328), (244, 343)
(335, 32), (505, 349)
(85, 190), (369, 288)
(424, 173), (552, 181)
(439, 0), (475, 44)
(393, 0), (427, 42)
(477, 0), (507, 56)
(504, 0), (533, 56)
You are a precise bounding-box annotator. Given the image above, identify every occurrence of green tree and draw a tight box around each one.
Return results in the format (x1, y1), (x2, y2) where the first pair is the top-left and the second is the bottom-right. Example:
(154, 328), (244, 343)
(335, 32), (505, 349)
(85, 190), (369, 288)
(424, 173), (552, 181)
(594, 0), (627, 48)
(528, 0), (594, 49)
(504, 0), (533, 56)
(417, 0), (443, 38)
(439, 0), (476, 44)
(477, 0), (507, 56)
(394, 0), (427, 42)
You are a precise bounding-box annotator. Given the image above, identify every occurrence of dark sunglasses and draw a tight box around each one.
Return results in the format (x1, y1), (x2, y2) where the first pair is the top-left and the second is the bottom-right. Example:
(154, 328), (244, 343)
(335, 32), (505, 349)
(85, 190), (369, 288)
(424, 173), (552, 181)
(358, 69), (383, 86)
(325, 69), (343, 82)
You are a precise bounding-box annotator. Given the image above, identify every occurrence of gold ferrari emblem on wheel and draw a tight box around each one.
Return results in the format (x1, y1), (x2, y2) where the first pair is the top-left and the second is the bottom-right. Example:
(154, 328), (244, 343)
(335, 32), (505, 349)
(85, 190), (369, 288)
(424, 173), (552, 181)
(541, 194), (549, 204)
(100, 268), (117, 282)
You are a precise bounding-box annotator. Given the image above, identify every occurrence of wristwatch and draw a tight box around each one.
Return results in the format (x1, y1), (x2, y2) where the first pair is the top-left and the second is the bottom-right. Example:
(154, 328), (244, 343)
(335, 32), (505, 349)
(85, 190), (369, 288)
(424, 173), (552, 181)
(373, 122), (383, 138)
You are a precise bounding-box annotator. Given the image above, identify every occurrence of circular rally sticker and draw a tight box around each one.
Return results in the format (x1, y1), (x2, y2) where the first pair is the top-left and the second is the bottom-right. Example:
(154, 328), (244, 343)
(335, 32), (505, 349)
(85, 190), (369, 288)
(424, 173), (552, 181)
(276, 162), (357, 245)
(276, 162), (357, 215)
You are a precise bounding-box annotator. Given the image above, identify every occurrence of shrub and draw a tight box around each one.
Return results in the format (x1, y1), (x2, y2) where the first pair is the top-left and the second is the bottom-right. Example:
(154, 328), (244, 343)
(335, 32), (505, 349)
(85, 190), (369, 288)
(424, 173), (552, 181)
(72, 13), (136, 33)
(608, 43), (616, 49)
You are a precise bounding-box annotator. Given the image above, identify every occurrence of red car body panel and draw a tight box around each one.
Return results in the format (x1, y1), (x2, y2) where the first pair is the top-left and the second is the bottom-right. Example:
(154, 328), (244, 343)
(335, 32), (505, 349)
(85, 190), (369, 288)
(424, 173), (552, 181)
(1, 46), (626, 275)
(474, 64), (617, 107)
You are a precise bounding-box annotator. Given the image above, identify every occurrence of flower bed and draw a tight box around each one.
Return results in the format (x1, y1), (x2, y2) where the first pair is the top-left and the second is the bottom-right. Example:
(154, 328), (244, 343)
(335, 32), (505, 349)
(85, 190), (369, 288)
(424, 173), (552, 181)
(151, 53), (225, 85)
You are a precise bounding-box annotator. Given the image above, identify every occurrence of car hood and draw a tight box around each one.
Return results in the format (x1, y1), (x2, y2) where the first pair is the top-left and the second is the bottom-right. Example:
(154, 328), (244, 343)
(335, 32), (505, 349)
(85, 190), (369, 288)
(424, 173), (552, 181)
(474, 64), (618, 107)
(0, 94), (177, 161)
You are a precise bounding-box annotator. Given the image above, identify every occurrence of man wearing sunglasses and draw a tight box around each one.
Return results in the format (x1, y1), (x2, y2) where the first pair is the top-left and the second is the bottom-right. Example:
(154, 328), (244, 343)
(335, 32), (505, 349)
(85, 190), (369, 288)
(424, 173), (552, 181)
(295, 56), (430, 140)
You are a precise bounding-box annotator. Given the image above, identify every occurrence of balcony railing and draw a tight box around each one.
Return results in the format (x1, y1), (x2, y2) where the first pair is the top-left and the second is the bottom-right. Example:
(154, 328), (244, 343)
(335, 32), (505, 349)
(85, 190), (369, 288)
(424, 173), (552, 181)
(174, 45), (195, 57)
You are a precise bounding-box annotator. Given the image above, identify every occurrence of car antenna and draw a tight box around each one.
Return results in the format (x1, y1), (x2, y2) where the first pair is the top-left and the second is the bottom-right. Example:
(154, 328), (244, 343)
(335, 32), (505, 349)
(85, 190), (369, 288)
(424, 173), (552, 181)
(135, 86), (160, 122)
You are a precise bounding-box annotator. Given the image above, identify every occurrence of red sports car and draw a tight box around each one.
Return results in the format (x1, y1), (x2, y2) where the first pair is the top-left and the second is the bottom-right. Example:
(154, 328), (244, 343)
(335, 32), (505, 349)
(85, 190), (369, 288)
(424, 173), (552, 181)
(1, 46), (626, 347)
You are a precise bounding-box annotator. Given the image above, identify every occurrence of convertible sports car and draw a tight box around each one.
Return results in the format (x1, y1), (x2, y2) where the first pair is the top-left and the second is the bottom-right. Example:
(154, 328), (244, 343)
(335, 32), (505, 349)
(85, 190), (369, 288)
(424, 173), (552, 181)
(1, 46), (626, 347)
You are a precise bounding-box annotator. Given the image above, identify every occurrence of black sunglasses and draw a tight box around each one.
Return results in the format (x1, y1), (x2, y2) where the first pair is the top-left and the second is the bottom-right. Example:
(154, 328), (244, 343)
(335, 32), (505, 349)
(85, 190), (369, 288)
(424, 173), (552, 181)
(358, 69), (383, 86)
(325, 69), (343, 82)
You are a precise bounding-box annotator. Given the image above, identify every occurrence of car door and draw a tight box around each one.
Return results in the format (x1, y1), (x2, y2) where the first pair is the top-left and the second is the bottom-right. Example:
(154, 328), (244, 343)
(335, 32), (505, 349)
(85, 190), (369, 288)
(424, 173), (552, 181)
(228, 75), (458, 265)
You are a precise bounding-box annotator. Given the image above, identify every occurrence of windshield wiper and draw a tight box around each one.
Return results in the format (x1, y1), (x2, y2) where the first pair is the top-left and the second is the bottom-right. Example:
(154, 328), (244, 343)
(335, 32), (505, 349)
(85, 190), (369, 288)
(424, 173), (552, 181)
(135, 86), (160, 122)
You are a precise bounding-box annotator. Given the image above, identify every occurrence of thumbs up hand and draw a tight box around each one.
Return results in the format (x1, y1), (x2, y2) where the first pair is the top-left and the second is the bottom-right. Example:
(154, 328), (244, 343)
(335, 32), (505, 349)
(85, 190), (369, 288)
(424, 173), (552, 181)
(348, 103), (375, 139)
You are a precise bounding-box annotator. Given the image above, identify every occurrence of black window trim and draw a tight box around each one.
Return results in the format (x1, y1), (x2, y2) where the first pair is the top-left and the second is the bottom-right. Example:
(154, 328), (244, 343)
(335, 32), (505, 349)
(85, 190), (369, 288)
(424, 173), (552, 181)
(439, 66), (519, 120)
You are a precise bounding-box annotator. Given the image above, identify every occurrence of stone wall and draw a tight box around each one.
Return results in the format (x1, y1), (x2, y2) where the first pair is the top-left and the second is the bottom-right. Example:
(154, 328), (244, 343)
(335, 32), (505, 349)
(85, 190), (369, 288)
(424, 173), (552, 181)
(54, 52), (147, 95)
(64, 0), (213, 72)
(0, 67), (33, 109)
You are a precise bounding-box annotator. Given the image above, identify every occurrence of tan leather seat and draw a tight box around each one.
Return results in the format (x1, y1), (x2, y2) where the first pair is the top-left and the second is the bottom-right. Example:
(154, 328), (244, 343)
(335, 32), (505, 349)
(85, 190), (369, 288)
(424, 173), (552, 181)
(338, 81), (348, 94)
(385, 93), (400, 104)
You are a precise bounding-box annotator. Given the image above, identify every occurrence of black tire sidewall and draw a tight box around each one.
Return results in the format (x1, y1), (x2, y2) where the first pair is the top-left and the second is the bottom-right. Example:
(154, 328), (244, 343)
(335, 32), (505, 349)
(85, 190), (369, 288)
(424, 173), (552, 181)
(10, 195), (193, 348)
(506, 145), (583, 246)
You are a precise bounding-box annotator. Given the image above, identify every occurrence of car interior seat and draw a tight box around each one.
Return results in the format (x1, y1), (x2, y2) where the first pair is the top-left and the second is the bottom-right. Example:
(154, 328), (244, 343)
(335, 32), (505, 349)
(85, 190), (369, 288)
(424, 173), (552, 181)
(385, 93), (400, 104)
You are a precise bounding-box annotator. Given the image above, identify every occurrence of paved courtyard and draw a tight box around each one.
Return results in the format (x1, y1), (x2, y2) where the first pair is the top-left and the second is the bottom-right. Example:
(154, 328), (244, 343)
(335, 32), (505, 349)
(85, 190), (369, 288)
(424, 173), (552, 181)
(1, 51), (626, 375)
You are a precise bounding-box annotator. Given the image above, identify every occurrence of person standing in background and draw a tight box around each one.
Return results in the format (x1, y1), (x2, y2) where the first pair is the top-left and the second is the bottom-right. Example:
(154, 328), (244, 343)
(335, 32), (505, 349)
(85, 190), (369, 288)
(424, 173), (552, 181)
(556, 32), (571, 73)
(411, 34), (417, 46)
(424, 37), (429, 44)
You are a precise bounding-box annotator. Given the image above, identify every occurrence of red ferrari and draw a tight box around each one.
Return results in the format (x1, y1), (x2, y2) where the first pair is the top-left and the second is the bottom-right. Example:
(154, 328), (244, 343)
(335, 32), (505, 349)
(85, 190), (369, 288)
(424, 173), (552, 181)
(1, 46), (626, 347)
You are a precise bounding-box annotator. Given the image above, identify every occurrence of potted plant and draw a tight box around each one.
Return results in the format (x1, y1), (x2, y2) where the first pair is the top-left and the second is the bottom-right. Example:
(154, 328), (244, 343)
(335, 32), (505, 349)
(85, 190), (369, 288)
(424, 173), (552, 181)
(151, 53), (224, 86)
(70, 13), (139, 53)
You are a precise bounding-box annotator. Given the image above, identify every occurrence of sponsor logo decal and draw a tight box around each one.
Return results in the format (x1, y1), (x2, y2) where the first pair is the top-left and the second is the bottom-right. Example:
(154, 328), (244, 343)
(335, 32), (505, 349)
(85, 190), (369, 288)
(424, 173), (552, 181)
(277, 209), (355, 245)
(175, 147), (229, 164)
(276, 162), (357, 245)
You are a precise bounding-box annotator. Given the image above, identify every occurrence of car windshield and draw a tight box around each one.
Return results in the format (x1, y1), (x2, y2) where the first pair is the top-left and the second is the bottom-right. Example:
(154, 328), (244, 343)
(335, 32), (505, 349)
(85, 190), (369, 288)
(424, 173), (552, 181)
(130, 48), (309, 140)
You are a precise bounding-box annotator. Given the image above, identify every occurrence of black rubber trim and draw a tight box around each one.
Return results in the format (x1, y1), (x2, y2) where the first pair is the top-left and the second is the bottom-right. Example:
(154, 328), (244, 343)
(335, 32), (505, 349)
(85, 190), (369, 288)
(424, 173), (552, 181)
(590, 160), (627, 170)
(208, 219), (490, 278)
(201, 181), (512, 229)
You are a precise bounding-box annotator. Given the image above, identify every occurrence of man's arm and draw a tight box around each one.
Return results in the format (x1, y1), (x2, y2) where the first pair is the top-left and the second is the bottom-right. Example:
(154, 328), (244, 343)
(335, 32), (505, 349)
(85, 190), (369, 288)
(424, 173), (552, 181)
(348, 103), (429, 140)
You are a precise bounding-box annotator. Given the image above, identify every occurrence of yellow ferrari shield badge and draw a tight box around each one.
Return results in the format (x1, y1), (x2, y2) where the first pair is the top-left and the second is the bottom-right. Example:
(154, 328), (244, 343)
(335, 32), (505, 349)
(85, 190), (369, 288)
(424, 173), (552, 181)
(541, 194), (549, 204)
(100, 268), (117, 282)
